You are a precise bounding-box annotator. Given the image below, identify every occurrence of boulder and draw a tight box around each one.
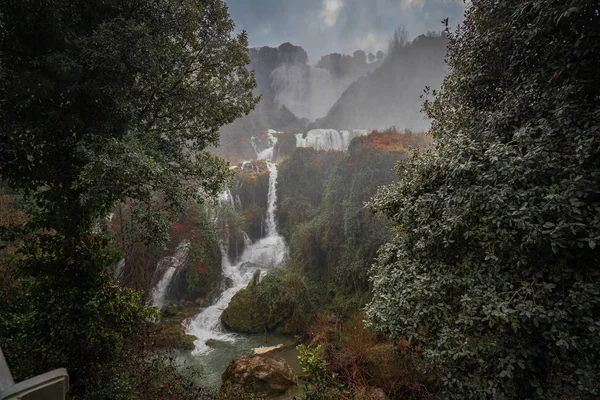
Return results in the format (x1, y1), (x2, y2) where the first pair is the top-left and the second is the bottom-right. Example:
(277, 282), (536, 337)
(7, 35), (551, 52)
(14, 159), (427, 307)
(220, 287), (263, 333)
(220, 355), (296, 398)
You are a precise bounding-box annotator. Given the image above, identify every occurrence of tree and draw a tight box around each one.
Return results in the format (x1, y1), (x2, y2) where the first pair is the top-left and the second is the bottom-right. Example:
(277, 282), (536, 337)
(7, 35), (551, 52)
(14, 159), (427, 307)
(0, 0), (258, 396)
(0, 0), (258, 242)
(367, 1), (600, 398)
(353, 49), (367, 64)
(388, 25), (409, 56)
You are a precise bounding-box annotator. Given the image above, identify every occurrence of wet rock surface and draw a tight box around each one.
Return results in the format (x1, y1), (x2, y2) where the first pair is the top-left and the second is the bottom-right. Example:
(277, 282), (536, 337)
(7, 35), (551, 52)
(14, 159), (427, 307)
(220, 355), (297, 398)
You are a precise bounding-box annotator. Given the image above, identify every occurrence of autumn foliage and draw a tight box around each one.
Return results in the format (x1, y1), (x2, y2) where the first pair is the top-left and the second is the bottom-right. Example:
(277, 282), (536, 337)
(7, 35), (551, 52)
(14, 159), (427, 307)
(350, 128), (431, 153)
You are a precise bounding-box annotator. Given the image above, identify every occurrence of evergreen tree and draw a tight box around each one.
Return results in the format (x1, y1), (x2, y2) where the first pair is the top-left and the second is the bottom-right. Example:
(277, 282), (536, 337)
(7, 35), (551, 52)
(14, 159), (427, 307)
(0, 0), (257, 396)
(367, 1), (600, 398)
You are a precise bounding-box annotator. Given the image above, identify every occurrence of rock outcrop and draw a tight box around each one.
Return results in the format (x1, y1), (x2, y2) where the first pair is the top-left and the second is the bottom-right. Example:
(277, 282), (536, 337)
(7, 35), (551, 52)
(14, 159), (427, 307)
(219, 355), (297, 398)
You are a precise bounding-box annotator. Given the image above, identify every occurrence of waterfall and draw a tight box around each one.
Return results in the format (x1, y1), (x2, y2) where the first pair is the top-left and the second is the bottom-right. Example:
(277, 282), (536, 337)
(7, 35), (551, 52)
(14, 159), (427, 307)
(218, 187), (235, 209)
(186, 133), (288, 355)
(296, 129), (370, 151)
(265, 161), (278, 236)
(257, 130), (279, 161)
(151, 267), (178, 310)
(114, 258), (125, 278)
(151, 240), (190, 310)
(242, 232), (252, 247)
(271, 64), (338, 121)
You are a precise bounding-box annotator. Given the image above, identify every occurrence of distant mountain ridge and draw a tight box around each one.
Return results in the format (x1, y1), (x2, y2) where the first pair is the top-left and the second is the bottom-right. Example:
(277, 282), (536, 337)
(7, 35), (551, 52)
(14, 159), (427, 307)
(311, 33), (448, 132)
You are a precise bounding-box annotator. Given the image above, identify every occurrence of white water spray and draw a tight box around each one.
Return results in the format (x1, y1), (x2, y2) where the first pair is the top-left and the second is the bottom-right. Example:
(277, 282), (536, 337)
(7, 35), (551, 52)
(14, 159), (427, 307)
(257, 130), (279, 161)
(296, 129), (370, 151)
(271, 64), (338, 121)
(218, 187), (236, 209)
(151, 240), (190, 310)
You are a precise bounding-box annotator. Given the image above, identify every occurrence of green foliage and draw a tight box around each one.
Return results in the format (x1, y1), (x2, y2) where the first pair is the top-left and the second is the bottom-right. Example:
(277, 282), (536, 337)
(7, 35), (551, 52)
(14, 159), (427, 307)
(367, 1), (600, 398)
(179, 203), (222, 298)
(297, 344), (347, 400)
(277, 148), (341, 239)
(1, 241), (159, 391)
(0, 0), (258, 240)
(213, 200), (249, 261)
(285, 141), (401, 293)
(298, 344), (327, 377)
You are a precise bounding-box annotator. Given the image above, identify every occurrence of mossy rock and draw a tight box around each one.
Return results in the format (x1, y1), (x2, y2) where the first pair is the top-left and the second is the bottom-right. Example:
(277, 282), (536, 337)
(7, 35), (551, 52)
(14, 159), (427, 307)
(163, 302), (180, 317)
(221, 269), (308, 334)
(154, 321), (196, 351)
(205, 338), (217, 347)
(221, 287), (264, 333)
(153, 306), (199, 351)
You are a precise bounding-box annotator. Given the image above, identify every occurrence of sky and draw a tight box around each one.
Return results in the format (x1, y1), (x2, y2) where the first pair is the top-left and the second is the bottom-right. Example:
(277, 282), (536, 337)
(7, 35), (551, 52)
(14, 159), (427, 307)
(225, 0), (467, 64)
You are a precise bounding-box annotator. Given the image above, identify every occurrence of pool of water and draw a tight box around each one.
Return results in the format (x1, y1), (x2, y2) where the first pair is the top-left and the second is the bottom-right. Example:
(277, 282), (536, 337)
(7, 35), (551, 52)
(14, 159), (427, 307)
(178, 331), (304, 397)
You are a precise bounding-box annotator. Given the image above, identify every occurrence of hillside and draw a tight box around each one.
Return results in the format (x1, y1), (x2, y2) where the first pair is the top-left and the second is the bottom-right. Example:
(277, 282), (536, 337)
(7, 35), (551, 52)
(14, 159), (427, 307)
(312, 33), (448, 131)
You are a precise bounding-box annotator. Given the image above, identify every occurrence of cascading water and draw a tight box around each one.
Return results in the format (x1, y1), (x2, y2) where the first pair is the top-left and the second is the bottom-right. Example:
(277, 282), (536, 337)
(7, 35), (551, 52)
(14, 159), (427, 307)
(296, 128), (370, 151)
(151, 240), (190, 310)
(265, 161), (278, 235)
(242, 232), (252, 247)
(257, 129), (280, 161)
(185, 133), (288, 356)
(218, 187), (235, 208)
(114, 258), (125, 278)
(152, 268), (178, 310)
(270, 64), (338, 121)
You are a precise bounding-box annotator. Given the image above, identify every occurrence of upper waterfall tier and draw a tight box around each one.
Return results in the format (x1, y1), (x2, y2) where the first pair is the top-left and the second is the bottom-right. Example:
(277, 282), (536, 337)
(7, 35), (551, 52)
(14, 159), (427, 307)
(295, 129), (369, 152)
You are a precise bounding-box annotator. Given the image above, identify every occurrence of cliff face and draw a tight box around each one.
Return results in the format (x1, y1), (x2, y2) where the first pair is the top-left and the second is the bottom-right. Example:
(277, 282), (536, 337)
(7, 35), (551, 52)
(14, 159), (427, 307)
(216, 36), (447, 162)
(216, 43), (310, 161)
(311, 33), (448, 132)
(216, 43), (382, 162)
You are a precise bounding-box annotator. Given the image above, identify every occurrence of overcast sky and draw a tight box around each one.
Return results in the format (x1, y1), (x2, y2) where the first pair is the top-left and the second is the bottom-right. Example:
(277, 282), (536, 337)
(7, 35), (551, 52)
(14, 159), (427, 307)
(225, 0), (466, 64)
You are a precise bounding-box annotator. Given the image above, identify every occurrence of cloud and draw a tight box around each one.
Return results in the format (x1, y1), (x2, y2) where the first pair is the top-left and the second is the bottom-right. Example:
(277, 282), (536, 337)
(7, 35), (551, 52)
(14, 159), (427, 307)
(401, 0), (425, 9)
(320, 0), (344, 27)
(354, 32), (388, 55)
(224, 0), (465, 63)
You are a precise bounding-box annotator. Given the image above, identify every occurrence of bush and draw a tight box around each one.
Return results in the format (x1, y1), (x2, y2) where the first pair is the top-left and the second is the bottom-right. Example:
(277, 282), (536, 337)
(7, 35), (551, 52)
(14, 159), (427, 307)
(367, 1), (600, 398)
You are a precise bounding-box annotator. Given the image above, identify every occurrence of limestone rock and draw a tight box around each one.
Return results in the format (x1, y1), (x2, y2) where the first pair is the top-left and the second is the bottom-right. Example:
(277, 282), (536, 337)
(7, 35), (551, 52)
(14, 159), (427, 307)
(220, 355), (296, 398)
